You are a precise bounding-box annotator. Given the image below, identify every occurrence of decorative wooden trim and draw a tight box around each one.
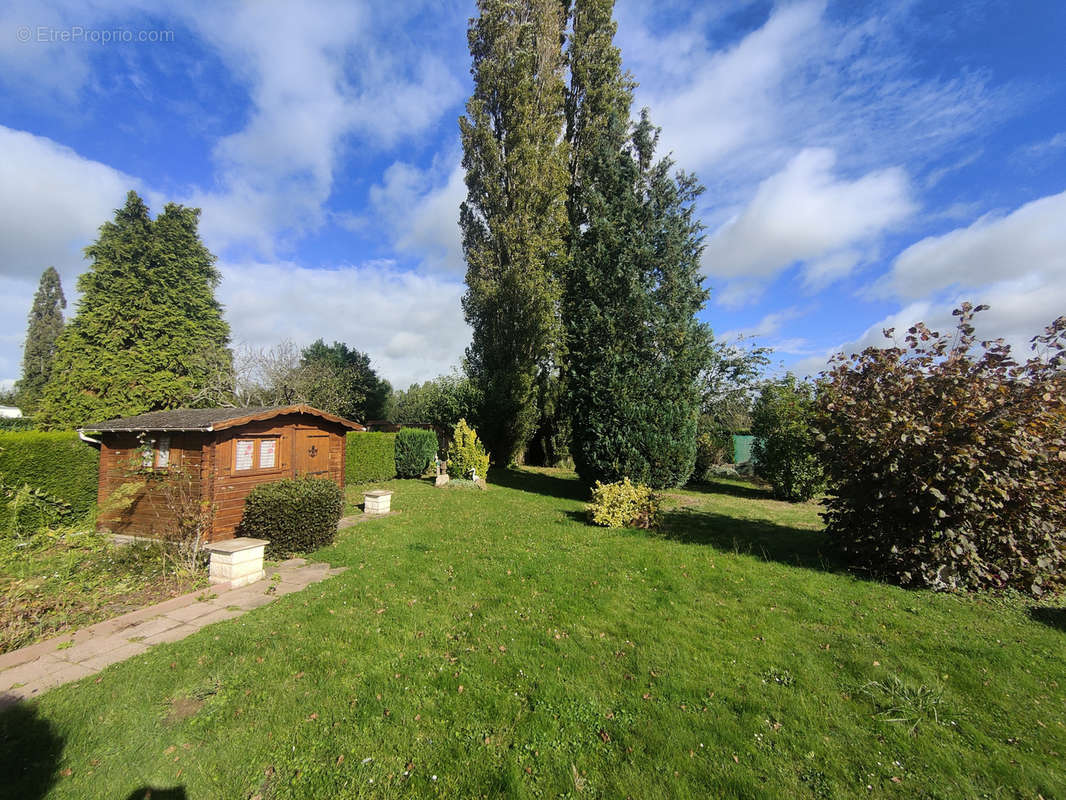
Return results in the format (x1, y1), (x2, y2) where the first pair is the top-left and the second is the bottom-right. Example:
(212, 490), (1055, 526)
(210, 405), (365, 432)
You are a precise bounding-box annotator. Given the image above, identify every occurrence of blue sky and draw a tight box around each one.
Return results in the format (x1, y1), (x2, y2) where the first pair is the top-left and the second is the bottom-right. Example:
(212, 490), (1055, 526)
(1, 0), (1064, 391)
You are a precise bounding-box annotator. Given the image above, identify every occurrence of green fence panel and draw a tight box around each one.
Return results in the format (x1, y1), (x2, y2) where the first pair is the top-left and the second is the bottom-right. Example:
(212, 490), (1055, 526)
(732, 434), (755, 464)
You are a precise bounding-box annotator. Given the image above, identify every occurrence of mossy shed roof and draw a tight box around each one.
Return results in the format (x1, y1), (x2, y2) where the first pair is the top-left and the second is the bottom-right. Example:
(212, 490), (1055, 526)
(80, 404), (365, 433)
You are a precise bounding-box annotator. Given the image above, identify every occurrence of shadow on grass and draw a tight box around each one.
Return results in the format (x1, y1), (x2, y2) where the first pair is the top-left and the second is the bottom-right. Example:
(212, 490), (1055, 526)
(123, 789), (187, 800)
(0, 696), (65, 800)
(1028, 607), (1066, 633)
(488, 467), (588, 502)
(658, 507), (839, 571)
(686, 478), (773, 502)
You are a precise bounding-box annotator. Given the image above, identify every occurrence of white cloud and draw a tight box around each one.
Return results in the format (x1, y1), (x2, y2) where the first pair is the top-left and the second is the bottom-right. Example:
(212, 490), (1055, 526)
(181, 1), (464, 256)
(0, 126), (143, 383)
(1013, 131), (1066, 165)
(622, 0), (1001, 203)
(702, 148), (914, 282)
(0, 126), (139, 282)
(0, 0), (101, 100)
(369, 158), (466, 273)
(883, 190), (1066, 300)
(717, 306), (805, 341)
(2, 1), (466, 258)
(635, 1), (824, 173)
(791, 276), (1066, 378)
(218, 260), (469, 389)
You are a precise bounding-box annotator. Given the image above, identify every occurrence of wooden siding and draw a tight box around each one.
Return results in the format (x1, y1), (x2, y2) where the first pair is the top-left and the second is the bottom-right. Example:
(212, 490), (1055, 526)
(96, 432), (205, 538)
(95, 412), (349, 544)
(209, 414), (347, 541)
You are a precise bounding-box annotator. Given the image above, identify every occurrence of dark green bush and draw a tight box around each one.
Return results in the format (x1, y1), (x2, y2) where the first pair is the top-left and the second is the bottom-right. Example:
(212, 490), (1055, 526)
(816, 305), (1066, 596)
(751, 377), (824, 502)
(0, 432), (99, 531)
(394, 427), (438, 478)
(345, 432), (397, 483)
(236, 476), (342, 558)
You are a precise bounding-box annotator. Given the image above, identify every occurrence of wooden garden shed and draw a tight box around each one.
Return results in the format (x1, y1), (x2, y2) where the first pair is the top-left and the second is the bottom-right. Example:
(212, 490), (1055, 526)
(80, 405), (364, 543)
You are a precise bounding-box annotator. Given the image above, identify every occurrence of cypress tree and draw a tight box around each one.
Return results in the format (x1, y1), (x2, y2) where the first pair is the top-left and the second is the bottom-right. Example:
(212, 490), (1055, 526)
(459, 0), (570, 465)
(564, 69), (711, 486)
(15, 267), (66, 413)
(37, 191), (231, 428)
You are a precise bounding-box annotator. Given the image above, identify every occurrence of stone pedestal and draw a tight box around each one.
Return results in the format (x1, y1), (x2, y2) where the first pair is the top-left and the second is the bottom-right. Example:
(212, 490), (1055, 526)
(364, 489), (393, 515)
(204, 537), (269, 588)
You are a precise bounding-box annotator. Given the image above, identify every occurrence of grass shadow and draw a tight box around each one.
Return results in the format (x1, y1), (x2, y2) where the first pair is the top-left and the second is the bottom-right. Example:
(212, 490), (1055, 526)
(0, 696), (65, 800)
(124, 789), (188, 800)
(124, 789), (187, 800)
(489, 467), (588, 502)
(1027, 606), (1066, 633)
(686, 478), (773, 502)
(658, 507), (842, 573)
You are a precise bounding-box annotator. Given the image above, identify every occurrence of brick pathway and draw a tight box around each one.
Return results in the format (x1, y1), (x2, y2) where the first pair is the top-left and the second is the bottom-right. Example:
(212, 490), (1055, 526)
(0, 558), (345, 708)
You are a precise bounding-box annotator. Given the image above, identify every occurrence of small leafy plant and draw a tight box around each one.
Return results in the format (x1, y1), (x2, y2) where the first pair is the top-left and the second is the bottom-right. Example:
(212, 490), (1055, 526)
(587, 478), (660, 529)
(447, 419), (489, 481)
(858, 676), (946, 735)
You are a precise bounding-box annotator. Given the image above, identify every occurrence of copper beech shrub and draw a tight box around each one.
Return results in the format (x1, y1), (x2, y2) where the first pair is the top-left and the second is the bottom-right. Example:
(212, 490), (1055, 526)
(815, 304), (1066, 596)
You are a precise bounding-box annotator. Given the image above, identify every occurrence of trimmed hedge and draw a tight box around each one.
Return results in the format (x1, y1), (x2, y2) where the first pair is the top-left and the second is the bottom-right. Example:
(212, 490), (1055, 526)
(236, 476), (343, 558)
(395, 427), (438, 478)
(0, 418), (35, 432)
(0, 432), (99, 531)
(346, 432), (397, 484)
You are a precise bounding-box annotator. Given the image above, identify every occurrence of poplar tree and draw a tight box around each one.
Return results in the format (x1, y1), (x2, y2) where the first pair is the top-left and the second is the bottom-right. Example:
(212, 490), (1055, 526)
(459, 0), (570, 465)
(15, 266), (66, 412)
(565, 0), (634, 234)
(37, 191), (231, 428)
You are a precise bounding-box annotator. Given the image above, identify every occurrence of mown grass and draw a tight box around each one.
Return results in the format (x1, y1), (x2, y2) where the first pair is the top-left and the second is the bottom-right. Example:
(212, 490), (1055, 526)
(2, 468), (1063, 799)
(0, 529), (205, 654)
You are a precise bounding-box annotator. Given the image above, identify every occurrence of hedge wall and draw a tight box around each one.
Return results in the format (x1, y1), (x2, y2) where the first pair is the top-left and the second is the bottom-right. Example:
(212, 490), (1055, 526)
(0, 418), (35, 432)
(0, 431), (99, 527)
(346, 432), (397, 484)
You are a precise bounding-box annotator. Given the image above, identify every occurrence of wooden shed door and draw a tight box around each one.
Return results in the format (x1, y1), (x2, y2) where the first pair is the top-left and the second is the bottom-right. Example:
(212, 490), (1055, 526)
(295, 430), (330, 476)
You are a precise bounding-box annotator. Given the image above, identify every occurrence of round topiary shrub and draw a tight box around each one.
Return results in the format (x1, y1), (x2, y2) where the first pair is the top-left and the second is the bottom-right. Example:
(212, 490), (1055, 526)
(394, 427), (439, 478)
(236, 476), (343, 558)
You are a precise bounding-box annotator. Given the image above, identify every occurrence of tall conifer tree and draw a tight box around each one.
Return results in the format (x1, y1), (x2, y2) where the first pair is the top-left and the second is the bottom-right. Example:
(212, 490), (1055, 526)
(563, 0), (712, 488)
(15, 266), (66, 412)
(459, 0), (570, 465)
(37, 191), (231, 428)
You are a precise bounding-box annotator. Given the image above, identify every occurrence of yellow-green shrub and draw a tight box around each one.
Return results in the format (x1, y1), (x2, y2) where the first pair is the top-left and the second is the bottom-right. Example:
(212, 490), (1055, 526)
(447, 419), (489, 480)
(588, 478), (660, 529)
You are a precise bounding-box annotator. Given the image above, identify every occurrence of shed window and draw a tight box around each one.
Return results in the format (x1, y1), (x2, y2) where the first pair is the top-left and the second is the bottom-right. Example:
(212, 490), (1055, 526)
(234, 440), (256, 471)
(141, 436), (171, 469)
(233, 437), (281, 474)
(259, 439), (277, 469)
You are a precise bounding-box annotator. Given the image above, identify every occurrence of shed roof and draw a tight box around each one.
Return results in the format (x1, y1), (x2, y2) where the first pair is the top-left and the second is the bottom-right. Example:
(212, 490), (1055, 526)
(80, 404), (365, 433)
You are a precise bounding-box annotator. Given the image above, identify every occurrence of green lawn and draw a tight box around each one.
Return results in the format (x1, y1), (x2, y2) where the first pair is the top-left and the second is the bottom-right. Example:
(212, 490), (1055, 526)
(3, 468), (1064, 799)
